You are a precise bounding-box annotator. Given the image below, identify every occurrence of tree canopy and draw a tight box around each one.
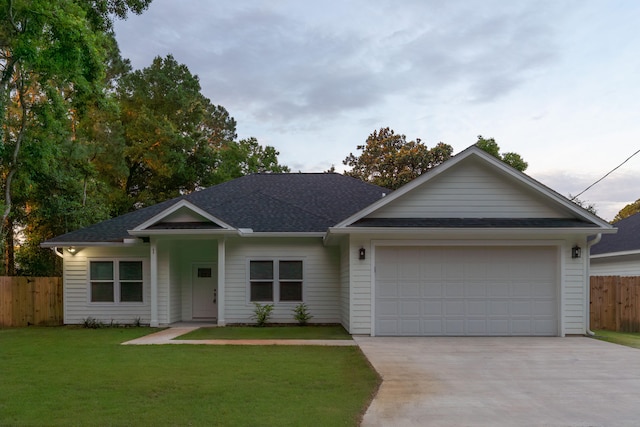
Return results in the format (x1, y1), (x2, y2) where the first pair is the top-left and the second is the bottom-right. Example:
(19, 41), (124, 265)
(475, 135), (528, 172)
(612, 199), (640, 223)
(343, 129), (529, 190)
(343, 127), (453, 190)
(0, 3), (290, 276)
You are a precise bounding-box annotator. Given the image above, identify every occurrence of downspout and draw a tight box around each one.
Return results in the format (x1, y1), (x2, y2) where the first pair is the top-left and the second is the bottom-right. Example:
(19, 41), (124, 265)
(585, 233), (602, 336)
(51, 247), (64, 258)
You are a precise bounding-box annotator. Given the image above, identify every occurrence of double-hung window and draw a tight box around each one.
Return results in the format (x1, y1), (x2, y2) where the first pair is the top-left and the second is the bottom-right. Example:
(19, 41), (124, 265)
(89, 260), (144, 303)
(249, 260), (303, 303)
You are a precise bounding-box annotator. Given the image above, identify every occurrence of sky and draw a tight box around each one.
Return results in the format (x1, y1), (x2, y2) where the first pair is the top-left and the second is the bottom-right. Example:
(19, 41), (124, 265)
(113, 0), (640, 221)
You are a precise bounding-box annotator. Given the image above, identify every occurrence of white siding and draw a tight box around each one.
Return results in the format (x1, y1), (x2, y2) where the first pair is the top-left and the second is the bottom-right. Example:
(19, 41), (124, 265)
(168, 244), (181, 323)
(339, 238), (350, 331)
(349, 235), (373, 334)
(590, 255), (640, 276)
(157, 242), (170, 324)
(62, 245), (151, 325)
(369, 159), (563, 219)
(224, 237), (341, 324)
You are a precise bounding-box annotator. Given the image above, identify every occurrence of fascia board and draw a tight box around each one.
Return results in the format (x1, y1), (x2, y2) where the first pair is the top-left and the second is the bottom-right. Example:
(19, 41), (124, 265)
(590, 249), (640, 259)
(133, 199), (235, 231)
(326, 226), (616, 236)
(128, 229), (239, 236)
(40, 241), (145, 248)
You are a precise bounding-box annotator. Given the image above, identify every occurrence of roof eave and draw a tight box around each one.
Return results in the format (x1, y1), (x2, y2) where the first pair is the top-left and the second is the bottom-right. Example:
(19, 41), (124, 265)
(590, 249), (640, 259)
(327, 226), (615, 236)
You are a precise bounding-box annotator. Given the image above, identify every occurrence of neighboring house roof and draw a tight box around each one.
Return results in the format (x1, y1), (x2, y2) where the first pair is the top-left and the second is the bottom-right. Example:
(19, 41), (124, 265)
(42, 173), (389, 245)
(591, 212), (640, 256)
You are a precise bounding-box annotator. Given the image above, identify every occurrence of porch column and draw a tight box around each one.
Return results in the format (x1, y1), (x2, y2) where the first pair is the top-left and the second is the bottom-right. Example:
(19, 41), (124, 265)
(217, 238), (226, 326)
(150, 238), (159, 327)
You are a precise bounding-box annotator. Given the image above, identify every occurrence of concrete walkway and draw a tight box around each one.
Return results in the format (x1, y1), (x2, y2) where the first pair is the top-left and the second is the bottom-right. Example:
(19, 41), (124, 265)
(121, 326), (357, 346)
(356, 336), (640, 427)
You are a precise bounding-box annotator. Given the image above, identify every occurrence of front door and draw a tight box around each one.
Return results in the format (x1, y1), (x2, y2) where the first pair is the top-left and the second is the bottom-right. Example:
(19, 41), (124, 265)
(192, 264), (218, 320)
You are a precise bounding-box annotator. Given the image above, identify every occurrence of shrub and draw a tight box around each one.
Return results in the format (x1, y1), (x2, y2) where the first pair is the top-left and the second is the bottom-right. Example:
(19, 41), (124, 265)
(82, 317), (104, 329)
(292, 303), (313, 325)
(251, 302), (274, 327)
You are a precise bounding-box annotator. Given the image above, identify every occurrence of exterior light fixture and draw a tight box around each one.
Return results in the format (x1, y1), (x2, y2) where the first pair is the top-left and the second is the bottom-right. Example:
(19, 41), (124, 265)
(67, 247), (77, 255)
(571, 245), (581, 259)
(359, 247), (366, 260)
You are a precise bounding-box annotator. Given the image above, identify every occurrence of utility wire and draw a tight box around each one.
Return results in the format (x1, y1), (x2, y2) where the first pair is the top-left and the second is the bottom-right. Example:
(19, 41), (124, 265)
(571, 148), (640, 200)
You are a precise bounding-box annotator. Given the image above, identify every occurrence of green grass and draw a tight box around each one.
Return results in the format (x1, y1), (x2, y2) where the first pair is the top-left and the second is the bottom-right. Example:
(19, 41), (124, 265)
(0, 327), (380, 426)
(176, 325), (352, 340)
(593, 330), (640, 349)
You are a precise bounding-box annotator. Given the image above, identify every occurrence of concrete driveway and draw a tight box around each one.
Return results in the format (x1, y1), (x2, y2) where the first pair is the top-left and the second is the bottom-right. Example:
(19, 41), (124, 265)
(355, 336), (640, 427)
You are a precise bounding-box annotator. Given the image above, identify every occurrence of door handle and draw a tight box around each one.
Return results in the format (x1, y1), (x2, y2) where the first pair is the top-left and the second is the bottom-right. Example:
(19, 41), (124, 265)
(213, 289), (217, 304)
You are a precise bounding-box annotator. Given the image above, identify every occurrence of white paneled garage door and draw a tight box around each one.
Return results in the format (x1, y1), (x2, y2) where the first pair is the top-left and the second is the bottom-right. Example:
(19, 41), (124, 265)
(375, 246), (558, 336)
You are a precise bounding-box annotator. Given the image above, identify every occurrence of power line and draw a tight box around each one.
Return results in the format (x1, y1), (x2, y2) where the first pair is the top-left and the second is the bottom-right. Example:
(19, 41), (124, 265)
(571, 148), (640, 201)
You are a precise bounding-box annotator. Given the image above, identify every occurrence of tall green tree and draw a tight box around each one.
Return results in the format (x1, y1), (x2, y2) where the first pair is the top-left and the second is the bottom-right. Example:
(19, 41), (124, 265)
(1, 0), (152, 274)
(475, 135), (528, 172)
(115, 55), (289, 213)
(343, 127), (453, 190)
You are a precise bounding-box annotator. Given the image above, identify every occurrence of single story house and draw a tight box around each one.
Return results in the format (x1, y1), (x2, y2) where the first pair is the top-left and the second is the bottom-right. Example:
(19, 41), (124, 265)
(590, 212), (640, 276)
(42, 146), (615, 336)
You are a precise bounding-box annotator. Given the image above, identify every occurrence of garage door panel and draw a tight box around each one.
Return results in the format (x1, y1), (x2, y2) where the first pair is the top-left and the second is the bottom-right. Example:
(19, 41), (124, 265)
(399, 281), (420, 297)
(511, 300), (532, 315)
(490, 302), (509, 316)
(444, 282), (465, 297)
(466, 282), (487, 297)
(400, 300), (420, 315)
(444, 300), (465, 315)
(422, 300), (442, 315)
(375, 246), (558, 336)
(400, 319), (420, 335)
(377, 281), (399, 297)
(467, 300), (487, 315)
(377, 300), (399, 316)
(444, 319), (465, 334)
(422, 319), (443, 334)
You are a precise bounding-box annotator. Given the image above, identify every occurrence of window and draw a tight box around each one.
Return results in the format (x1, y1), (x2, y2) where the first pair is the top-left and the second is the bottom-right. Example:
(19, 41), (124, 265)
(249, 260), (303, 302)
(90, 260), (144, 303)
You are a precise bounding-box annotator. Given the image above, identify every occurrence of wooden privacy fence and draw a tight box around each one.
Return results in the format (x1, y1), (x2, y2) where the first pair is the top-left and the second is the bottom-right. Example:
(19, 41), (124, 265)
(590, 276), (640, 332)
(0, 277), (63, 327)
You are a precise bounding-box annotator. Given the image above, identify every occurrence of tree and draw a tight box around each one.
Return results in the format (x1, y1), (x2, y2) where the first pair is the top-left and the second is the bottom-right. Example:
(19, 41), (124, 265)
(115, 55), (289, 213)
(475, 136), (528, 172)
(569, 194), (598, 216)
(612, 199), (640, 223)
(343, 127), (453, 190)
(1, 1), (152, 274)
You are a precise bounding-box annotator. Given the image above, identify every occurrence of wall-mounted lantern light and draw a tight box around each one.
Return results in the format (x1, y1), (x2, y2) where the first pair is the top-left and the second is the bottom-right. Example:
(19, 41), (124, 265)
(359, 247), (366, 260)
(571, 245), (581, 259)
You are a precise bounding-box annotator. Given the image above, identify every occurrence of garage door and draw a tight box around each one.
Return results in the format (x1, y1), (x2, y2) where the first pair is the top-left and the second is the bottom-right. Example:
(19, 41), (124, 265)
(375, 246), (558, 336)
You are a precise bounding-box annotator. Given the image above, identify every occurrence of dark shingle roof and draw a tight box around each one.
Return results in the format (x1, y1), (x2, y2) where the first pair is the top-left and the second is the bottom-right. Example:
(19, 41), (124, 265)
(591, 213), (640, 255)
(44, 173), (389, 244)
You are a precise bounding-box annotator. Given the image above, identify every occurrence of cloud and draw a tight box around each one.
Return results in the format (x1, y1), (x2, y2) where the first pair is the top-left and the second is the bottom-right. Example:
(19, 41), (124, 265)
(533, 169), (640, 221)
(115, 0), (563, 128)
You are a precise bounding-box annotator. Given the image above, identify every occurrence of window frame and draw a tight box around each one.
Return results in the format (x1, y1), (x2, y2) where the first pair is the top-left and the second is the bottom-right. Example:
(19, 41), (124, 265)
(88, 258), (146, 304)
(247, 258), (304, 304)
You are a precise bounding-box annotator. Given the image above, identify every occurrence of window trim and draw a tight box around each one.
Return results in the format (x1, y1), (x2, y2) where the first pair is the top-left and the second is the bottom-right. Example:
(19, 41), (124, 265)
(247, 258), (304, 304)
(87, 258), (146, 305)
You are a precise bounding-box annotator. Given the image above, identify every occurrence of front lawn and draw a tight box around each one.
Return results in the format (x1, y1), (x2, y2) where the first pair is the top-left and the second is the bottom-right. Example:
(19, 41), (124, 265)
(592, 330), (640, 349)
(0, 327), (380, 426)
(176, 325), (352, 340)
